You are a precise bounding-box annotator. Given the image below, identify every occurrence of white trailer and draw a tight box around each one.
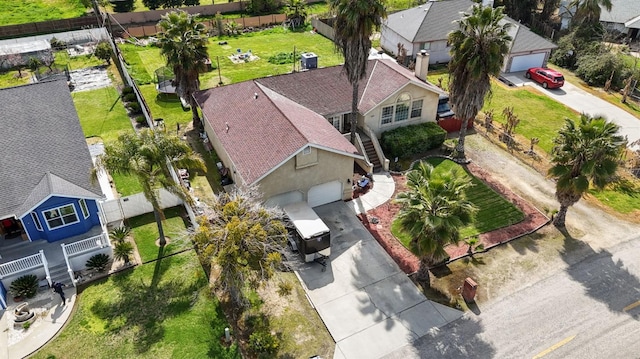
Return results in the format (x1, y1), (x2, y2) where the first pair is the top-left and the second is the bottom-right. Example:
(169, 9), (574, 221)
(283, 202), (331, 267)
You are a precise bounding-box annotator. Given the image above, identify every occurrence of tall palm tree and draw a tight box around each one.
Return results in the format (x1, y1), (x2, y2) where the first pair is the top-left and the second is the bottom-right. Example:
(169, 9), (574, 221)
(548, 114), (625, 228)
(448, 5), (512, 162)
(330, 0), (386, 144)
(395, 161), (477, 287)
(93, 129), (205, 246)
(158, 10), (209, 131)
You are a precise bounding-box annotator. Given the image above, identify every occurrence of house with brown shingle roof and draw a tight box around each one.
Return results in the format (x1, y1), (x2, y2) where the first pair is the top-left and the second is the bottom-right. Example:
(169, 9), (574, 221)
(193, 58), (443, 207)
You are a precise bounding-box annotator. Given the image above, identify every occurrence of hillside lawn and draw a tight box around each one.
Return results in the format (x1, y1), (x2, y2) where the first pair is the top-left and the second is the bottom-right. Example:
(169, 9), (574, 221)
(0, 0), (87, 25)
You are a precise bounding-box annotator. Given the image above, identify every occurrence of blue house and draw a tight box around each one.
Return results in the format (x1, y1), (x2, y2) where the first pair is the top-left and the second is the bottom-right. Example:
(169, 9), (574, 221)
(0, 80), (110, 309)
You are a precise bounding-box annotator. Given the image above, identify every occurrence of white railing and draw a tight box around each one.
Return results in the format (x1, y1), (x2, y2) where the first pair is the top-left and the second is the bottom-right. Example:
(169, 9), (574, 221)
(362, 124), (390, 171)
(40, 250), (52, 287)
(0, 252), (44, 278)
(63, 234), (108, 257)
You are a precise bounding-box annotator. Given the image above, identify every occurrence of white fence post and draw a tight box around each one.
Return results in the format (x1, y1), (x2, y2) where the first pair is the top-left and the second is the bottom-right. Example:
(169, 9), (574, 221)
(61, 243), (76, 286)
(40, 250), (52, 287)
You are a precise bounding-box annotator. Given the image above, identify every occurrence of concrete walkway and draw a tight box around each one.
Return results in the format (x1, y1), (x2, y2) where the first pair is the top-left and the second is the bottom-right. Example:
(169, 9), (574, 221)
(349, 172), (396, 215)
(296, 201), (463, 359)
(0, 286), (76, 359)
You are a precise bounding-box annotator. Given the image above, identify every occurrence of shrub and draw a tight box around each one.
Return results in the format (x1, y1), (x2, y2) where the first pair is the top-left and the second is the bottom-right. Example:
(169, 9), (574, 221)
(86, 253), (110, 272)
(381, 122), (447, 159)
(109, 226), (130, 243)
(10, 274), (38, 299)
(575, 52), (624, 87)
(135, 116), (147, 124)
(94, 41), (113, 65)
(126, 102), (142, 115)
(122, 93), (137, 103)
(248, 330), (280, 356)
(49, 37), (66, 50)
(121, 86), (134, 95)
(113, 241), (134, 265)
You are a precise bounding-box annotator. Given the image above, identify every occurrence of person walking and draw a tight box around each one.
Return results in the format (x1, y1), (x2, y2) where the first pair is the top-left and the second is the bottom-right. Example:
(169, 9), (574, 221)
(52, 281), (66, 305)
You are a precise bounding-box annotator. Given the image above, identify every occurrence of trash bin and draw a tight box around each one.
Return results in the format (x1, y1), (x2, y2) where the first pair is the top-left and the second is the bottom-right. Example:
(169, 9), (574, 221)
(462, 277), (477, 302)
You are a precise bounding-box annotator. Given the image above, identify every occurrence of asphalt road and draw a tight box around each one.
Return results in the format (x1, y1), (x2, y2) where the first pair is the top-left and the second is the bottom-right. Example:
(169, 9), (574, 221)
(384, 134), (640, 358)
(383, 236), (640, 359)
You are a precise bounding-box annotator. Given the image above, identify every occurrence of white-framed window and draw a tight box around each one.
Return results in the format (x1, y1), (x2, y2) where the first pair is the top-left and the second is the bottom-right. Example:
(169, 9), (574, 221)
(43, 204), (79, 230)
(327, 115), (341, 131)
(302, 146), (311, 155)
(31, 212), (42, 231)
(420, 42), (431, 50)
(395, 93), (410, 122)
(381, 106), (393, 124)
(411, 99), (423, 118)
(79, 199), (90, 219)
(381, 93), (424, 125)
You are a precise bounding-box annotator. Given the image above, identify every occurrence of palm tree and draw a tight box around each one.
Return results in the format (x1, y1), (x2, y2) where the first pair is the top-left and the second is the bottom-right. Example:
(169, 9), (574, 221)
(329, 0), (386, 144)
(93, 129), (205, 246)
(548, 114), (625, 228)
(395, 161), (477, 287)
(158, 10), (209, 131)
(113, 241), (134, 265)
(448, 5), (512, 161)
(570, 0), (612, 27)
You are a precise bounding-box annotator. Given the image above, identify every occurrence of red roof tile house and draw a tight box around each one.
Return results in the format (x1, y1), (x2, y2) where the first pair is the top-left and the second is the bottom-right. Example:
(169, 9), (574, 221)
(193, 58), (443, 207)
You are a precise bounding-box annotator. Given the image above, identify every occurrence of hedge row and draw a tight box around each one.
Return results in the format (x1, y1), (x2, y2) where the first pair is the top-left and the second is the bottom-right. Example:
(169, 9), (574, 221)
(380, 122), (447, 159)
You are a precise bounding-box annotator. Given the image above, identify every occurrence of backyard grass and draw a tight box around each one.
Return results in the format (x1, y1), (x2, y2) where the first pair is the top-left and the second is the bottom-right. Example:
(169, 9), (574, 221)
(54, 50), (105, 71)
(0, 0), (86, 25)
(392, 158), (525, 248)
(119, 27), (343, 86)
(72, 86), (133, 143)
(128, 206), (193, 262)
(32, 250), (239, 359)
(0, 71), (31, 89)
(138, 84), (192, 128)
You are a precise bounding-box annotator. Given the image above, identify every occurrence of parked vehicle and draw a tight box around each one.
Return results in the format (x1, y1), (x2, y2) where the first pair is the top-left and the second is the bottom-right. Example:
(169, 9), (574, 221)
(436, 95), (455, 121)
(525, 67), (565, 89)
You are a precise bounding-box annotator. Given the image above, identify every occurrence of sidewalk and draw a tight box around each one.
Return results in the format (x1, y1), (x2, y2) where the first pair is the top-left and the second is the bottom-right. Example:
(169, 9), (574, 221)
(348, 172), (396, 215)
(0, 286), (76, 359)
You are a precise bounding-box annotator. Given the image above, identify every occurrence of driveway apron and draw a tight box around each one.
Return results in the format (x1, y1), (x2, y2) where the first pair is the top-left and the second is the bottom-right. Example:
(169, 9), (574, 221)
(294, 201), (462, 359)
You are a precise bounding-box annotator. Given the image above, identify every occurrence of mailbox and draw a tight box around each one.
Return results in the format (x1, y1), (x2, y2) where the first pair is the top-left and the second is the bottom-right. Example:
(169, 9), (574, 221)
(462, 277), (478, 302)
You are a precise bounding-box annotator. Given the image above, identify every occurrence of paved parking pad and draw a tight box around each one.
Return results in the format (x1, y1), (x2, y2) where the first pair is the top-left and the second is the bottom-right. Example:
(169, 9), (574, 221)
(294, 201), (462, 359)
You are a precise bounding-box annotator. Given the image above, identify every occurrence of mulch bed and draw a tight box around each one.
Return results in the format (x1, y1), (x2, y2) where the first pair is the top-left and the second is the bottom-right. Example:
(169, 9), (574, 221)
(358, 161), (550, 275)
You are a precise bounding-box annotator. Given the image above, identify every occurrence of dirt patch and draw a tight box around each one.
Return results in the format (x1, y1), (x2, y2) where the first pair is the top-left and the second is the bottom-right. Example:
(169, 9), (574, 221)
(360, 162), (550, 275)
(70, 66), (111, 92)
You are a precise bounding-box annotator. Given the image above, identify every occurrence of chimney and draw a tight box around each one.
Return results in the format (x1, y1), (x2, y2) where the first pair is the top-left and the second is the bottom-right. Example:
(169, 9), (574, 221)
(414, 50), (430, 82)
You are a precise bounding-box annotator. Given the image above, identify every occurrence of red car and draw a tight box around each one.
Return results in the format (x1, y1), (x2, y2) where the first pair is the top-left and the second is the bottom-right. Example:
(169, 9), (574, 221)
(525, 67), (565, 89)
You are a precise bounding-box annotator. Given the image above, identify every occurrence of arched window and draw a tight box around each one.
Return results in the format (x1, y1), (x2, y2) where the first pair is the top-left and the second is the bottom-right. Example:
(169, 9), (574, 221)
(380, 92), (424, 125)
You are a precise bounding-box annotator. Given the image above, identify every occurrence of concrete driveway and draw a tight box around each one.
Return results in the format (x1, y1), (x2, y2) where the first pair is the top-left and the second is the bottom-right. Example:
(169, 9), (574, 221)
(294, 201), (462, 359)
(501, 71), (640, 149)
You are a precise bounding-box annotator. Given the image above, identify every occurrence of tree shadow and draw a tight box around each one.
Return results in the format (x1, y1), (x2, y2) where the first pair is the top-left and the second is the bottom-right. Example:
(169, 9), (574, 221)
(388, 315), (495, 358)
(560, 231), (640, 316)
(508, 232), (543, 255)
(89, 253), (202, 354)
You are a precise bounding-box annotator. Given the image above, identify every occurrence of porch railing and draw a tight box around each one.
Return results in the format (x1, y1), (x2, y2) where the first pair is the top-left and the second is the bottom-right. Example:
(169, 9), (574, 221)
(63, 233), (108, 257)
(0, 252), (44, 278)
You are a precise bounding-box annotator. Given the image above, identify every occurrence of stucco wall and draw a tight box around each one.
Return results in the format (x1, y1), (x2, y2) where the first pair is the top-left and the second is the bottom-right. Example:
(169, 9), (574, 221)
(258, 148), (354, 202)
(411, 40), (451, 64)
(380, 25), (413, 58)
(362, 83), (440, 138)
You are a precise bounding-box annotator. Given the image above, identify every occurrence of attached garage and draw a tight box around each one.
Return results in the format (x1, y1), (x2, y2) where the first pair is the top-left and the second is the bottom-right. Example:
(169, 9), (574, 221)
(508, 53), (547, 73)
(264, 190), (304, 208)
(308, 181), (343, 207)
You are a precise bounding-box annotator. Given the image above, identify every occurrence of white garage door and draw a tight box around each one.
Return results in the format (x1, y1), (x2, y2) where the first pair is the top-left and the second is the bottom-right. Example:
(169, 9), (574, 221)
(308, 181), (343, 207)
(264, 191), (304, 208)
(509, 53), (547, 72)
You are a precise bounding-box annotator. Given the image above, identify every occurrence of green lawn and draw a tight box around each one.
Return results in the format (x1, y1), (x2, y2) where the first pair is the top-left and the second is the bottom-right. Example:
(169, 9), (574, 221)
(32, 250), (239, 359)
(72, 87), (133, 143)
(138, 84), (192, 129)
(427, 70), (579, 153)
(392, 158), (525, 249)
(54, 50), (105, 71)
(0, 71), (31, 89)
(128, 207), (193, 262)
(0, 0), (86, 25)
(119, 28), (343, 87)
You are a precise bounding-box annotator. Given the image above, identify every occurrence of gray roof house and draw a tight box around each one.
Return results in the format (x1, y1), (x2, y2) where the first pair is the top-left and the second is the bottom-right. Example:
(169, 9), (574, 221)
(599, 0), (640, 40)
(0, 80), (111, 309)
(380, 0), (558, 73)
